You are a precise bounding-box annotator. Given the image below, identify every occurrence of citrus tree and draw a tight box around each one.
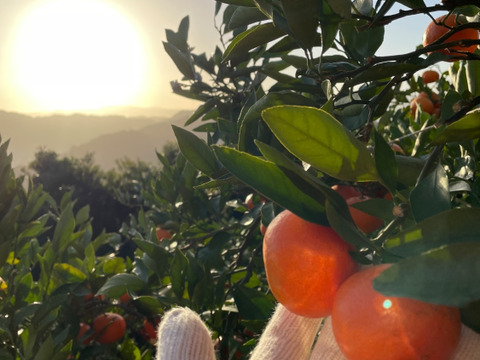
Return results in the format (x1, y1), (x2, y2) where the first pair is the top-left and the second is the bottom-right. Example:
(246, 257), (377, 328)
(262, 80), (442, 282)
(163, 0), (480, 357)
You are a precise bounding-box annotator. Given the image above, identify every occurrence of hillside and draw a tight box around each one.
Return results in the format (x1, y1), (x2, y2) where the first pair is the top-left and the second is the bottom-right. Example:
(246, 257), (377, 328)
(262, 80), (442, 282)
(0, 109), (191, 170)
(67, 111), (192, 169)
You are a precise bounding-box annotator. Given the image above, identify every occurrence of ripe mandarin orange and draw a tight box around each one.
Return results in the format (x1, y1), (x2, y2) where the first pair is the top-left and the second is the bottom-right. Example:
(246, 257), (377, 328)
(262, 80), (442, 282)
(332, 185), (384, 233)
(332, 264), (462, 360)
(410, 95), (434, 115)
(156, 227), (172, 242)
(346, 196), (384, 233)
(423, 14), (479, 58)
(263, 210), (358, 318)
(92, 313), (127, 344)
(421, 70), (440, 83)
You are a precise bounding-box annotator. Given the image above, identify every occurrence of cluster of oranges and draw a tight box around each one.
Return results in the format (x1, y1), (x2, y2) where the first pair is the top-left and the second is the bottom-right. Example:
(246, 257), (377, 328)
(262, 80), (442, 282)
(262, 209), (462, 360)
(410, 89), (442, 117)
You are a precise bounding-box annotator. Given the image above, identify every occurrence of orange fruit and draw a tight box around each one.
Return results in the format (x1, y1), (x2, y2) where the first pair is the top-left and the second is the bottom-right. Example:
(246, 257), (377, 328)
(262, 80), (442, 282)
(410, 95), (434, 115)
(423, 14), (479, 58)
(332, 264), (462, 360)
(142, 319), (157, 341)
(332, 185), (384, 233)
(331, 184), (361, 200)
(77, 322), (93, 345)
(421, 70), (440, 83)
(92, 313), (127, 344)
(260, 222), (267, 236)
(156, 227), (172, 242)
(346, 196), (384, 233)
(263, 210), (358, 318)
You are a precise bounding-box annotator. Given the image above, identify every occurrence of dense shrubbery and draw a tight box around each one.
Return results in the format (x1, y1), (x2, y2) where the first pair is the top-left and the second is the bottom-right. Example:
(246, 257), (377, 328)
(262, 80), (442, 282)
(1, 1), (480, 359)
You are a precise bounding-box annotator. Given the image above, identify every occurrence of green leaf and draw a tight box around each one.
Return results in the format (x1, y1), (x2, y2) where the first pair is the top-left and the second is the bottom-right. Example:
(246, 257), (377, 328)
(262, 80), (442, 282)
(177, 16), (190, 41)
(373, 242), (480, 306)
(431, 111), (480, 145)
(466, 58), (480, 96)
(52, 202), (75, 253)
(262, 106), (379, 182)
(325, 0), (351, 18)
(385, 208), (480, 257)
(171, 249), (188, 299)
(53, 263), (87, 283)
(216, 0), (256, 6)
(97, 273), (147, 298)
(213, 146), (327, 225)
(233, 285), (275, 320)
(184, 98), (217, 126)
(410, 163), (450, 222)
(396, 155), (425, 186)
(238, 92), (317, 152)
(163, 42), (195, 80)
(347, 62), (422, 87)
(281, 0), (318, 49)
(340, 20), (384, 61)
(223, 23), (285, 63)
(228, 6), (267, 30)
(373, 129), (397, 193)
(173, 125), (221, 177)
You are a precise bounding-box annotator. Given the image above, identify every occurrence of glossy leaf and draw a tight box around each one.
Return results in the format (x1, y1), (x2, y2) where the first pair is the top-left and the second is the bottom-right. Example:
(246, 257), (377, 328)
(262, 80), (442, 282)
(347, 62), (422, 87)
(163, 42), (195, 80)
(374, 242), (480, 306)
(385, 208), (480, 257)
(410, 163), (450, 222)
(223, 23), (285, 63)
(466, 60), (480, 96)
(281, 0), (318, 49)
(228, 6), (267, 30)
(325, 0), (351, 18)
(173, 125), (221, 177)
(431, 111), (480, 145)
(52, 202), (75, 253)
(52, 263), (87, 282)
(213, 146), (327, 224)
(238, 91), (317, 152)
(216, 0), (256, 6)
(97, 273), (147, 298)
(373, 129), (397, 193)
(339, 20), (384, 61)
(262, 106), (379, 181)
(233, 284), (275, 320)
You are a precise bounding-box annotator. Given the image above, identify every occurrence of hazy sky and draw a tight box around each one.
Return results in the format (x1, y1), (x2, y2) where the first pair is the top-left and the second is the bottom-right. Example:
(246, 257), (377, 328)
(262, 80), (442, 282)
(0, 0), (441, 114)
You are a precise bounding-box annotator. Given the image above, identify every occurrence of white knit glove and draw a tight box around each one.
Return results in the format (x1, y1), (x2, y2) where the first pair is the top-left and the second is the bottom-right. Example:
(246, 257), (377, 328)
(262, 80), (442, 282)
(156, 304), (480, 360)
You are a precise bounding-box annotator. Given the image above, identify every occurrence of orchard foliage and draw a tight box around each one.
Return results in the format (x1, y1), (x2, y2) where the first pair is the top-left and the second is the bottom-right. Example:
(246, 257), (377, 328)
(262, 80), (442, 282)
(1, 1), (480, 359)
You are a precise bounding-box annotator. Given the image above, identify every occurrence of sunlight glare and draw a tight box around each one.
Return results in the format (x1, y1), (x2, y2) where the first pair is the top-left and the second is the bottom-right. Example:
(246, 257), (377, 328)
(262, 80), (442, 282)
(11, 0), (148, 111)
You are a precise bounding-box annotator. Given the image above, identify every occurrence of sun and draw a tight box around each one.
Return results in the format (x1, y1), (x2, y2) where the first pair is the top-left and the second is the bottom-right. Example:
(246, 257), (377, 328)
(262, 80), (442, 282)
(10, 0), (148, 112)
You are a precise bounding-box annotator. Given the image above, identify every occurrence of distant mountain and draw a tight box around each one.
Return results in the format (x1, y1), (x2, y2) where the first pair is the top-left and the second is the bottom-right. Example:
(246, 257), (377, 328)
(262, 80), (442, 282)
(67, 111), (193, 169)
(0, 109), (192, 170)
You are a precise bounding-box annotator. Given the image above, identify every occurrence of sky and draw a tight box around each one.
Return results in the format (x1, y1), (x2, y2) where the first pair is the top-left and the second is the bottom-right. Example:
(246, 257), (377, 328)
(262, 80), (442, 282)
(0, 0), (442, 115)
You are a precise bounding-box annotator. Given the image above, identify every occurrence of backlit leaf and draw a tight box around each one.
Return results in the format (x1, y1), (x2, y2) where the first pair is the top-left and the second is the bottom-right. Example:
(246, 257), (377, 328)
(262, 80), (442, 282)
(410, 163), (450, 222)
(431, 111), (480, 145)
(213, 146), (327, 224)
(223, 23), (285, 63)
(173, 125), (221, 177)
(374, 242), (480, 306)
(97, 273), (147, 298)
(385, 208), (480, 257)
(262, 106), (379, 182)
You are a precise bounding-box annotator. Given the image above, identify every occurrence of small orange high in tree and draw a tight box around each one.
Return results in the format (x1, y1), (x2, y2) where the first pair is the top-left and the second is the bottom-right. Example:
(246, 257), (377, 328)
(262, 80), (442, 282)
(423, 14), (479, 59)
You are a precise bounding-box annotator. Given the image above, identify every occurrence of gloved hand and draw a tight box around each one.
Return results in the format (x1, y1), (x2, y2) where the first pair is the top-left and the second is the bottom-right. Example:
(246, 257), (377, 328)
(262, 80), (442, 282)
(156, 304), (480, 360)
